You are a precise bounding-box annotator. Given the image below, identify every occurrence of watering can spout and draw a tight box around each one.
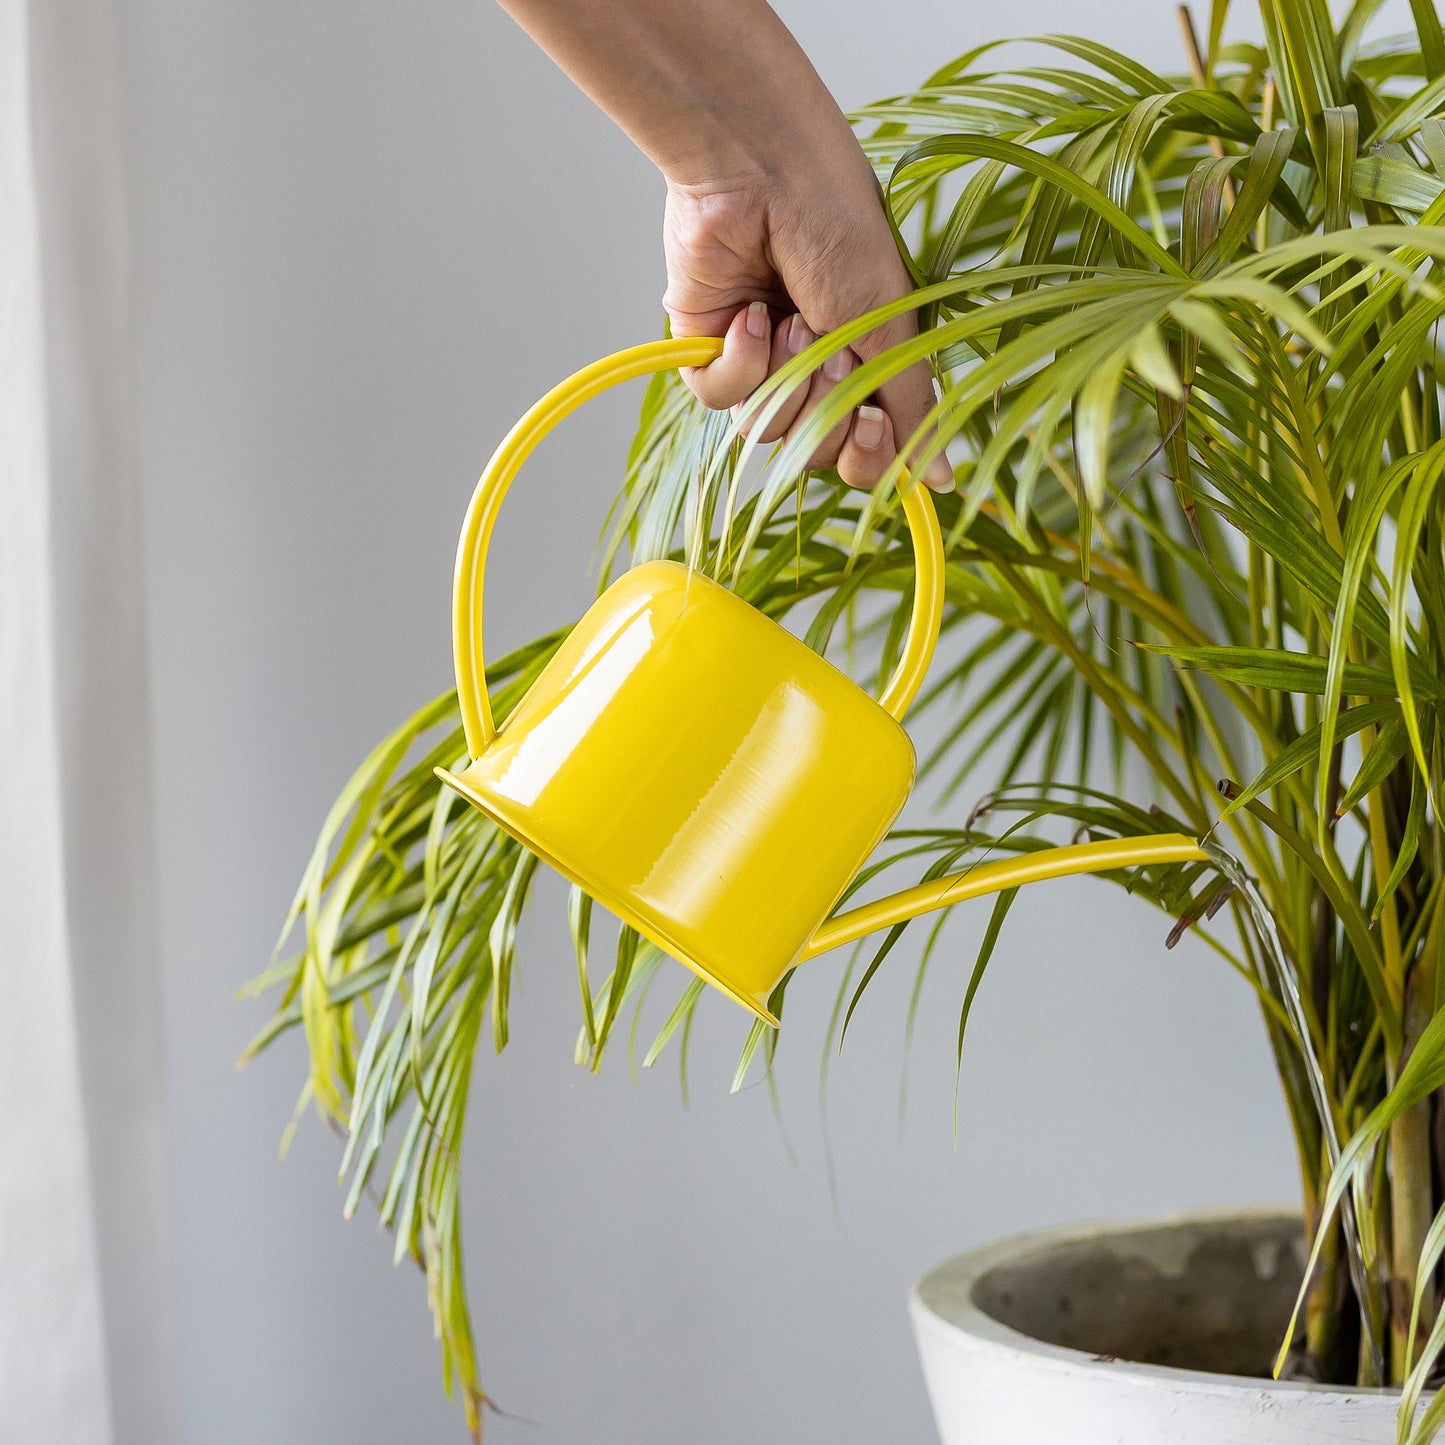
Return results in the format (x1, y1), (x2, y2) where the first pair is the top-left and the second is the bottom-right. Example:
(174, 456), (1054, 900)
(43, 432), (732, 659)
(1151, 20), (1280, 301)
(438, 338), (1209, 1027)
(798, 833), (1210, 962)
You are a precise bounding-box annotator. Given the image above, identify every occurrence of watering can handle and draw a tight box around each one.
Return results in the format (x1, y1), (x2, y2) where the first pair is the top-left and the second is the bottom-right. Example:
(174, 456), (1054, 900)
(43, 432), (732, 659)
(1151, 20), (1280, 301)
(453, 337), (947, 761)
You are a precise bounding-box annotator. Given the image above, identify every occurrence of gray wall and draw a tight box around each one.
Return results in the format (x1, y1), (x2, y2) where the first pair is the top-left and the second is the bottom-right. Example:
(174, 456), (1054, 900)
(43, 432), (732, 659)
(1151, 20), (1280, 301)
(115, 2), (1300, 1441)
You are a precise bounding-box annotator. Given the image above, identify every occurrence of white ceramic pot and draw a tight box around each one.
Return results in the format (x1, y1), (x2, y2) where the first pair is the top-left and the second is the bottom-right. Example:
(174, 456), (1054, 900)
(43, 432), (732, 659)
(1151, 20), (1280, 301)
(910, 1210), (1398, 1444)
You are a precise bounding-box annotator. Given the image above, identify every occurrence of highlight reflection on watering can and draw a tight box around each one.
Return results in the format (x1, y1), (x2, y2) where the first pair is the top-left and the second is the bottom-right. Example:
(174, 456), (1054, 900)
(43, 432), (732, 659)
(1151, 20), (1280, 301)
(437, 338), (1208, 1025)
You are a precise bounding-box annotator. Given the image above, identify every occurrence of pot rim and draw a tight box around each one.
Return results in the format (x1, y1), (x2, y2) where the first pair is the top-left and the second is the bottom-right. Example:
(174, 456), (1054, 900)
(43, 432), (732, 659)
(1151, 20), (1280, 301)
(909, 1204), (1400, 1403)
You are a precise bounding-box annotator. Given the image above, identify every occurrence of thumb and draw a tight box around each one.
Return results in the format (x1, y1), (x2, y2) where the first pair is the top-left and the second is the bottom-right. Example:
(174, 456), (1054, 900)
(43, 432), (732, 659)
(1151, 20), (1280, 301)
(667, 301), (775, 411)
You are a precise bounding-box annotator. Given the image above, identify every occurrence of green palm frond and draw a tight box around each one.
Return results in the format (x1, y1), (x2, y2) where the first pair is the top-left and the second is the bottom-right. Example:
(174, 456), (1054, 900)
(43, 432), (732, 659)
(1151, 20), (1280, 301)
(248, 6), (1445, 1434)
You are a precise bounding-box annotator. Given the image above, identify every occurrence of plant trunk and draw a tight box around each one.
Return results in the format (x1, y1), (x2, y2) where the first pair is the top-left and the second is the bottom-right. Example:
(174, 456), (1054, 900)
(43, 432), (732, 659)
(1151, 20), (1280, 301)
(1302, 1212), (1357, 1383)
(1390, 1097), (1434, 1379)
(1391, 971), (1438, 1379)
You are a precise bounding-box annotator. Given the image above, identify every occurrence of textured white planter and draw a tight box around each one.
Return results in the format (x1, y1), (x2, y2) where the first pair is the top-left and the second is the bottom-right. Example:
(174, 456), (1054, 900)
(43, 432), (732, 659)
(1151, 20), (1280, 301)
(910, 1210), (1400, 1444)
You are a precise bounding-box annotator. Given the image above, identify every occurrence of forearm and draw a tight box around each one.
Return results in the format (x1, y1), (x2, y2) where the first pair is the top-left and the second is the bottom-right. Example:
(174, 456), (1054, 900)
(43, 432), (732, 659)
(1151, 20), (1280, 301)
(497, 0), (951, 491)
(495, 0), (854, 186)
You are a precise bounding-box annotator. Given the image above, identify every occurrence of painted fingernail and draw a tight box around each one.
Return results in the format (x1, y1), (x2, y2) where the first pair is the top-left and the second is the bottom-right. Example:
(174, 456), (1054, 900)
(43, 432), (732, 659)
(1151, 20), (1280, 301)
(746, 301), (769, 339)
(787, 316), (815, 355)
(854, 405), (886, 451)
(924, 452), (955, 491)
(823, 347), (854, 381)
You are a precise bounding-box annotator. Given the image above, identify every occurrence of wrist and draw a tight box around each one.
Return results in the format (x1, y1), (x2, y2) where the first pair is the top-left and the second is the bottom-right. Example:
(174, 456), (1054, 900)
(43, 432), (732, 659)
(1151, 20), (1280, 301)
(660, 93), (866, 205)
(661, 75), (861, 193)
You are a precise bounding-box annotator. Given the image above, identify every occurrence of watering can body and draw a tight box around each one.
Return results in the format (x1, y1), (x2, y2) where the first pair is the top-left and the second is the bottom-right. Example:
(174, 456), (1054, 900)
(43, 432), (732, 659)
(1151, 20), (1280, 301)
(437, 338), (1209, 1026)
(441, 558), (915, 1022)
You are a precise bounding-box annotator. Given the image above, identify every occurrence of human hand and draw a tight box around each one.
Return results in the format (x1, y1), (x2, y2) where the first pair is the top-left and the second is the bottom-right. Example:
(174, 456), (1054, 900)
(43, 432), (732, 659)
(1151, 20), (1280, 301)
(497, 0), (949, 489)
(663, 144), (952, 491)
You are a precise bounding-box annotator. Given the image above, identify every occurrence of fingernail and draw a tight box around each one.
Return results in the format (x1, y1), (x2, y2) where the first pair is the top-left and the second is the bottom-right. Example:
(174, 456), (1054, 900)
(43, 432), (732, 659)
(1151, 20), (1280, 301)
(787, 316), (814, 355)
(924, 452), (955, 491)
(823, 347), (853, 381)
(746, 301), (769, 340)
(854, 405), (885, 451)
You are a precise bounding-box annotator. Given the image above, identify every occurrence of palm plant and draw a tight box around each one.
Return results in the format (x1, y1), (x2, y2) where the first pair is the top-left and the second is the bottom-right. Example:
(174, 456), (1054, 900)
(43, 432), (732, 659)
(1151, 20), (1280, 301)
(247, 1), (1445, 1437)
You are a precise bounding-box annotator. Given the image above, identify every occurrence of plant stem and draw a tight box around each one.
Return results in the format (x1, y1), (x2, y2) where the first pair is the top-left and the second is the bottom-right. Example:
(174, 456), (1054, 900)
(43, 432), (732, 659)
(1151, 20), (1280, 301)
(1390, 971), (1437, 1380)
(1304, 1208), (1346, 1380)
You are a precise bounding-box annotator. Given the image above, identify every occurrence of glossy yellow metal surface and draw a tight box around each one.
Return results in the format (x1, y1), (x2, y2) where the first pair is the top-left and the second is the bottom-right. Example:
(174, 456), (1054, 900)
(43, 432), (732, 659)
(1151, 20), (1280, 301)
(798, 834), (1209, 960)
(442, 559), (916, 1021)
(438, 339), (1210, 1026)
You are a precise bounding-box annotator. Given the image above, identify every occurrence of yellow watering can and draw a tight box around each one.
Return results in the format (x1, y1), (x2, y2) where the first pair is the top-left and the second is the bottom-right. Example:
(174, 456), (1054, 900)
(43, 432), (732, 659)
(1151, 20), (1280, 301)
(437, 338), (1208, 1025)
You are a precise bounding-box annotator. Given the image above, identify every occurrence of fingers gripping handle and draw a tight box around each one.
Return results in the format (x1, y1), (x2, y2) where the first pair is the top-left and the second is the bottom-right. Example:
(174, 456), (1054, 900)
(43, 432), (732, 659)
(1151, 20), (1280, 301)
(453, 337), (946, 761)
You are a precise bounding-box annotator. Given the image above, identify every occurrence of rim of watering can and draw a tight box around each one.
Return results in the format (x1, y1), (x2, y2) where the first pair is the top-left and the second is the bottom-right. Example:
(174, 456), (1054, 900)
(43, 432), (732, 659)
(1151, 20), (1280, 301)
(435, 764), (784, 1027)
